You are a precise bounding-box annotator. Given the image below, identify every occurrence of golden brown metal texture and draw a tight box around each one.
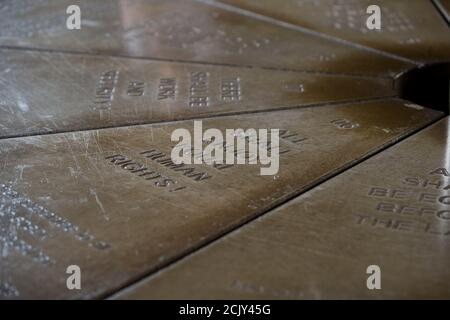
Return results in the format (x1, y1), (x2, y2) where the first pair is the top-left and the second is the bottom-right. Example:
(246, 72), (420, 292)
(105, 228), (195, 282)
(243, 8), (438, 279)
(115, 116), (450, 299)
(0, 0), (413, 77)
(0, 99), (441, 299)
(0, 49), (396, 139)
(220, 0), (450, 63)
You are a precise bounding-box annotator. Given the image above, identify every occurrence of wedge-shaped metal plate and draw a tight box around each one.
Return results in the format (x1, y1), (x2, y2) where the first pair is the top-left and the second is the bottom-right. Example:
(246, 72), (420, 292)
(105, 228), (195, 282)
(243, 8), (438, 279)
(0, 99), (441, 299)
(115, 116), (450, 299)
(0, 49), (396, 139)
(0, 0), (413, 77)
(220, 0), (450, 63)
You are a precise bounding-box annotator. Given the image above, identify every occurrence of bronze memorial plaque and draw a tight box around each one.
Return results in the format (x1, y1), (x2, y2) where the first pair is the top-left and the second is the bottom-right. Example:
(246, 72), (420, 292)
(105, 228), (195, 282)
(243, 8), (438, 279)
(1, 0), (450, 302)
(0, 48), (396, 139)
(220, 0), (450, 63)
(0, 99), (441, 299)
(0, 0), (413, 77)
(115, 117), (450, 299)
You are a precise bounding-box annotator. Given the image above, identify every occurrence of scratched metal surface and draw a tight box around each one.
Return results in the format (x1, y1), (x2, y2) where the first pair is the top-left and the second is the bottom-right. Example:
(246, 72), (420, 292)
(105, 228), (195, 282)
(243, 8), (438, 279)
(0, 100), (441, 299)
(0, 49), (396, 139)
(220, 0), (450, 64)
(0, 0), (414, 77)
(0, 0), (450, 301)
(115, 116), (450, 300)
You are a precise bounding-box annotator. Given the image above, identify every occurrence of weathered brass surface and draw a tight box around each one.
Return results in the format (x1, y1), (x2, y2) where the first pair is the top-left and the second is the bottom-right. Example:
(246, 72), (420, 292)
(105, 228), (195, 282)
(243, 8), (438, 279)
(0, 0), (413, 77)
(0, 99), (440, 299)
(0, 49), (396, 139)
(220, 0), (450, 63)
(115, 116), (450, 299)
(1, 0), (450, 301)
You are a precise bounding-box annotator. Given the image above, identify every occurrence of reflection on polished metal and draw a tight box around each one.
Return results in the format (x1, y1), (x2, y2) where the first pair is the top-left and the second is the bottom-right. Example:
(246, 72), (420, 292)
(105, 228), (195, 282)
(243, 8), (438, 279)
(0, 0), (413, 77)
(0, 49), (396, 139)
(115, 117), (450, 300)
(220, 0), (450, 63)
(0, 99), (441, 299)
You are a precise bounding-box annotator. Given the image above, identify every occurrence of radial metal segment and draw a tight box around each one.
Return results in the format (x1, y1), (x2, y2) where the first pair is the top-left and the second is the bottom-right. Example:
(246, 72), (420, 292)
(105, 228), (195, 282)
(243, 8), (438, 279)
(220, 0), (450, 63)
(115, 117), (450, 299)
(0, 49), (396, 139)
(0, 0), (413, 77)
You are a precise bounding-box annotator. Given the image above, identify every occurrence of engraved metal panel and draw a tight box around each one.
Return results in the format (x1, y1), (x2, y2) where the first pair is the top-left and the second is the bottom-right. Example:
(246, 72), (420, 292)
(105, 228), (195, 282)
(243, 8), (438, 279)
(220, 0), (450, 63)
(0, 0), (413, 77)
(0, 99), (441, 299)
(115, 116), (450, 299)
(0, 49), (396, 139)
